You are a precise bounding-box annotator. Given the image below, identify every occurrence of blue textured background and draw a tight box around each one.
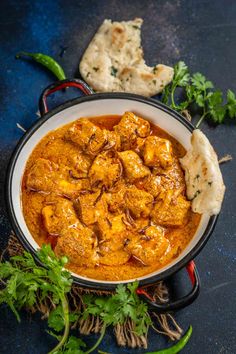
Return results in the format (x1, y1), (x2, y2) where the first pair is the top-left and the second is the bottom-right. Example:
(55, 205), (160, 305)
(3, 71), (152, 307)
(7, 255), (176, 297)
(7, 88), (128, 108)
(0, 0), (236, 353)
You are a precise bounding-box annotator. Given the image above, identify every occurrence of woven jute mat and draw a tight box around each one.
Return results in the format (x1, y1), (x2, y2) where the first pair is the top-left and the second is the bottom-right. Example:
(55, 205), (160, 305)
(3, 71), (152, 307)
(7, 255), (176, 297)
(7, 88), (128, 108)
(5, 233), (182, 349)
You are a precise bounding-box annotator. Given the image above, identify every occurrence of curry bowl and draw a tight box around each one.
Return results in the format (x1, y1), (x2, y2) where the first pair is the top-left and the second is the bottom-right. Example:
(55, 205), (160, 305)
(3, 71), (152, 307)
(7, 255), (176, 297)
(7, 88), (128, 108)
(6, 79), (218, 312)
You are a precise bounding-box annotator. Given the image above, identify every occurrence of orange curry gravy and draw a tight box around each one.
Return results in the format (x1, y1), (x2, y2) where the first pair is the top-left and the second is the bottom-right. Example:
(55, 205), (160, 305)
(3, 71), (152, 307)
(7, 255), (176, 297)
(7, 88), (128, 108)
(22, 113), (201, 281)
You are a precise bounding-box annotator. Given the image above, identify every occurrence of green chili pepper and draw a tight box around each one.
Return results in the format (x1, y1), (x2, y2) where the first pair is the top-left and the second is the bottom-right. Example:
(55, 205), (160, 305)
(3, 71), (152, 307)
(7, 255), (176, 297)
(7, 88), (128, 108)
(145, 326), (192, 354)
(15, 51), (66, 80)
(98, 326), (192, 354)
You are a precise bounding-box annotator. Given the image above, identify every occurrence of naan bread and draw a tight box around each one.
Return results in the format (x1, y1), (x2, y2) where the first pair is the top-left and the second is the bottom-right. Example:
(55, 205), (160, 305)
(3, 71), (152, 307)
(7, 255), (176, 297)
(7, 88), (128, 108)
(180, 130), (225, 215)
(79, 18), (174, 96)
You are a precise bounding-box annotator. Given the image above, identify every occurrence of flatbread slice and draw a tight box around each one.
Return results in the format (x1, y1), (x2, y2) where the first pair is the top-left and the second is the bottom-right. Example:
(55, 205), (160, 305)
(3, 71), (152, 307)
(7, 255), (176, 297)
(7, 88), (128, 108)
(180, 129), (225, 215)
(79, 18), (174, 96)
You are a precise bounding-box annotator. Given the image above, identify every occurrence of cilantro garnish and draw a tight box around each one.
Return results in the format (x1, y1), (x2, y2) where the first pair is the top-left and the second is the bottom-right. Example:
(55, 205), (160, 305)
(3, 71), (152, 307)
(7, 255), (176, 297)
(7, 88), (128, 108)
(161, 61), (236, 126)
(110, 66), (118, 77)
(0, 246), (152, 353)
(83, 281), (151, 336)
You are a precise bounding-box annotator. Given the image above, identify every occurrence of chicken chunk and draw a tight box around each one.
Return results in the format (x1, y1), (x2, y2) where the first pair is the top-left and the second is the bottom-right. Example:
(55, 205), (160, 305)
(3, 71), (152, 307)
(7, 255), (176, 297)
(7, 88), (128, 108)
(151, 190), (190, 227)
(114, 112), (150, 150)
(74, 190), (108, 226)
(126, 226), (169, 265)
(56, 178), (91, 198)
(97, 213), (127, 236)
(105, 130), (121, 151)
(39, 135), (92, 178)
(42, 197), (99, 266)
(42, 198), (79, 235)
(96, 214), (131, 266)
(134, 137), (146, 154)
(66, 118), (107, 155)
(68, 152), (92, 179)
(55, 228), (98, 266)
(26, 158), (56, 192)
(26, 158), (90, 198)
(125, 185), (154, 218)
(143, 136), (173, 169)
(89, 150), (123, 189)
(135, 174), (162, 198)
(99, 240), (130, 266)
(153, 157), (186, 193)
(105, 182), (127, 213)
(118, 150), (150, 182)
(133, 217), (150, 232)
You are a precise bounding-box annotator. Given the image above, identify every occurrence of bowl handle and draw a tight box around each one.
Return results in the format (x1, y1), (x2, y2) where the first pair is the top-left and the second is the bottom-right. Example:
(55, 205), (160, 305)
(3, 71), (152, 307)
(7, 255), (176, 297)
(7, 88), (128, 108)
(39, 79), (94, 116)
(136, 261), (200, 313)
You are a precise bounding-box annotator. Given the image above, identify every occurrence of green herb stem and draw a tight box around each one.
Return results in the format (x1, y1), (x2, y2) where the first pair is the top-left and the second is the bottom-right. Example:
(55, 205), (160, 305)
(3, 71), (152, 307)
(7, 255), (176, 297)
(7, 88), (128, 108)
(85, 325), (106, 354)
(195, 111), (208, 128)
(48, 295), (70, 354)
(171, 90), (176, 109)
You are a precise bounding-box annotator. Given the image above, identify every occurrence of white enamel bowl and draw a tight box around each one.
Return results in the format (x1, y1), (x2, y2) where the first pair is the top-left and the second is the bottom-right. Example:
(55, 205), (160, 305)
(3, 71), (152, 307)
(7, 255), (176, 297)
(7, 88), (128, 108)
(6, 80), (217, 311)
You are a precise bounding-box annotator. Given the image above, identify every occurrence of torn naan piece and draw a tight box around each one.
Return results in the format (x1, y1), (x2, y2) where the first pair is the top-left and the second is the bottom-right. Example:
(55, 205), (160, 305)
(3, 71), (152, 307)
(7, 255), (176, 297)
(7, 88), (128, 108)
(79, 18), (174, 96)
(180, 129), (225, 215)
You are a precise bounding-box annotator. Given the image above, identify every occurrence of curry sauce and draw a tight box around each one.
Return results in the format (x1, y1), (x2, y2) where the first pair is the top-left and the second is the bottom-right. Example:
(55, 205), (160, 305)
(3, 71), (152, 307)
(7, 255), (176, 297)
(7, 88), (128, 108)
(22, 112), (201, 281)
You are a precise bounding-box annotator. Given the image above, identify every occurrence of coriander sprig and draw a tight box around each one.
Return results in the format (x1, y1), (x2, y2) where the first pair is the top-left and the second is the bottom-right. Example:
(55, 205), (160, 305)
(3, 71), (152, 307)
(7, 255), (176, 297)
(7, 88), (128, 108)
(0, 247), (193, 353)
(82, 281), (152, 337)
(0, 245), (73, 353)
(161, 61), (236, 126)
(0, 246), (152, 353)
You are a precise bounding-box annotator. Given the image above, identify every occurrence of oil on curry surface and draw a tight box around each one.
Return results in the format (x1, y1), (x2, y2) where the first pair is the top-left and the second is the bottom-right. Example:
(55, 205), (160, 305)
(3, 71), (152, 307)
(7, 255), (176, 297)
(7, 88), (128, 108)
(22, 112), (201, 281)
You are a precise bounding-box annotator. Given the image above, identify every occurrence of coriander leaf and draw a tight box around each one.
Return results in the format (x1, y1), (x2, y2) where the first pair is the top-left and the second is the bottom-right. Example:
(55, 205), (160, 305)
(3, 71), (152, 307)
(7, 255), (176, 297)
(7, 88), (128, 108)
(185, 84), (195, 101)
(48, 305), (65, 332)
(54, 335), (86, 354)
(115, 283), (130, 302)
(189, 73), (214, 114)
(173, 61), (190, 87)
(0, 261), (15, 278)
(83, 281), (151, 336)
(208, 89), (223, 106)
(0, 245), (73, 354)
(56, 336), (86, 354)
(162, 61), (191, 110)
(7, 273), (18, 299)
(69, 312), (79, 324)
(127, 280), (139, 294)
(37, 244), (72, 295)
(11, 251), (36, 268)
(161, 61), (190, 109)
(0, 264), (43, 321)
(178, 101), (190, 110)
(227, 89), (236, 118)
(110, 66), (118, 77)
(191, 72), (213, 91)
(211, 105), (226, 124)
(194, 93), (205, 107)
(208, 90), (227, 123)
(161, 85), (171, 105)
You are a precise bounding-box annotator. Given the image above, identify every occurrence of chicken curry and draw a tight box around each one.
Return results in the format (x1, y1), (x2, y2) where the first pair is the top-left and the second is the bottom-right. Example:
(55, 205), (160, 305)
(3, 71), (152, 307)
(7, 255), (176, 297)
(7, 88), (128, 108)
(22, 112), (201, 281)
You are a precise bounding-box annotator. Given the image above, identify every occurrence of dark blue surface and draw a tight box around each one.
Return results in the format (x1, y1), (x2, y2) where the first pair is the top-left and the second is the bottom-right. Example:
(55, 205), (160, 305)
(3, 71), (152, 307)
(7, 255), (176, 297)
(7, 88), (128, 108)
(0, 0), (236, 353)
